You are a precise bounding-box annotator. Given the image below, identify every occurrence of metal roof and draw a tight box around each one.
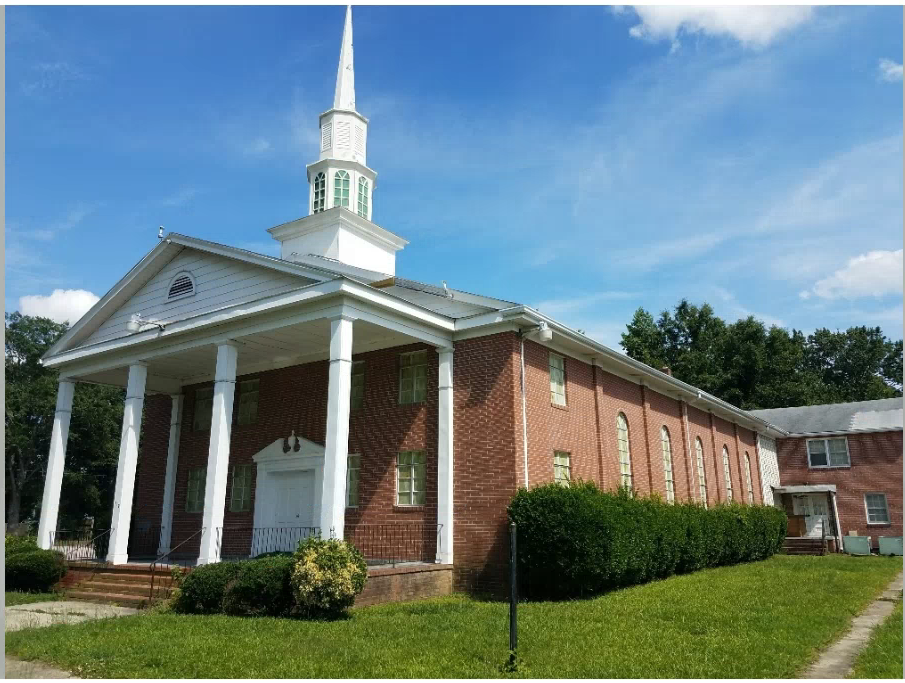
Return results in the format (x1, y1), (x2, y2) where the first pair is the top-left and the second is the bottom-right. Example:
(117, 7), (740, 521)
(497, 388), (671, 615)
(750, 398), (903, 436)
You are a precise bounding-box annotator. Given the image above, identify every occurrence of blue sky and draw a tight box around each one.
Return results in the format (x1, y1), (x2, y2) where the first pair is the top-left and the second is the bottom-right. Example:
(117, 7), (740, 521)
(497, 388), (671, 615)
(6, 4), (903, 349)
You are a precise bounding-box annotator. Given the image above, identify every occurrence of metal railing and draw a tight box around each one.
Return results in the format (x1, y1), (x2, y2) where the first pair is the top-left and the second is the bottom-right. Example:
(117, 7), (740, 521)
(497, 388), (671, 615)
(49, 529), (111, 565)
(345, 523), (440, 567)
(216, 526), (321, 560)
(148, 527), (205, 603)
(127, 525), (162, 559)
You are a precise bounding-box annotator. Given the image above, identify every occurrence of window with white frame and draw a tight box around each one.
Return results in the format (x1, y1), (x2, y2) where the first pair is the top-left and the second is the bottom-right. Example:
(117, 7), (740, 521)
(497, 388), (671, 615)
(334, 170), (350, 208)
(350, 361), (365, 411)
(346, 454), (361, 507)
(722, 446), (733, 501)
(695, 437), (707, 506)
(549, 353), (566, 406)
(744, 452), (754, 502)
(313, 172), (326, 213)
(553, 450), (571, 486)
(616, 413), (632, 489)
(186, 467), (207, 513)
(192, 387), (213, 432)
(396, 451), (426, 505)
(807, 437), (850, 468)
(357, 177), (369, 218)
(864, 493), (890, 524)
(399, 350), (428, 405)
(661, 426), (675, 503)
(229, 464), (253, 512)
(236, 379), (259, 425)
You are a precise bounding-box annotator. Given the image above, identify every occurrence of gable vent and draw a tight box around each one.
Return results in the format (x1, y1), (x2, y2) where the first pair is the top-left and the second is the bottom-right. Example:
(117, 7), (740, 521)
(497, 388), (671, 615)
(336, 121), (351, 148)
(167, 272), (196, 301)
(321, 122), (333, 151)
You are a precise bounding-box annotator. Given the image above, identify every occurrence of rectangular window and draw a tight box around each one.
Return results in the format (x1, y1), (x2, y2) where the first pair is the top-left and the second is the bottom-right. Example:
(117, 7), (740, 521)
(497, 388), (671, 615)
(865, 493), (890, 524)
(350, 361), (365, 411)
(186, 467), (207, 513)
(396, 451), (426, 505)
(807, 437), (850, 468)
(346, 454), (361, 507)
(554, 450), (571, 486)
(192, 387), (214, 432)
(229, 464), (253, 512)
(399, 350), (428, 405)
(236, 379), (260, 425)
(549, 353), (566, 406)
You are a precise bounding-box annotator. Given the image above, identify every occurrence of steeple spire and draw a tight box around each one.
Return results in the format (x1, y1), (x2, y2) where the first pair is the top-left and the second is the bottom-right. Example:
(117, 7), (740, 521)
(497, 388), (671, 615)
(333, 5), (356, 111)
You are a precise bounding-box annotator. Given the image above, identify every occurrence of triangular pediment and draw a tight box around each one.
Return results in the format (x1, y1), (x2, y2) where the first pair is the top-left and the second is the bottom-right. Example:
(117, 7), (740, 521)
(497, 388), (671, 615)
(253, 432), (325, 463)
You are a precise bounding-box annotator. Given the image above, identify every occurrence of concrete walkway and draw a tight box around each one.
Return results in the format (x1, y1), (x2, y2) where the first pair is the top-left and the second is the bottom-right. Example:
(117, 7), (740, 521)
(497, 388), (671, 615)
(5, 600), (138, 633)
(4, 656), (77, 679)
(801, 571), (903, 679)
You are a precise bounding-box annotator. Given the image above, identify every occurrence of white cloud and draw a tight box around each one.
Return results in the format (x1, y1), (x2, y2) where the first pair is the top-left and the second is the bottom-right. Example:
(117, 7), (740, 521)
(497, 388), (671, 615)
(800, 249), (903, 300)
(19, 289), (100, 324)
(244, 138), (272, 156)
(623, 6), (814, 48)
(878, 58), (903, 82)
(21, 61), (89, 96)
(161, 187), (198, 207)
(534, 291), (639, 317)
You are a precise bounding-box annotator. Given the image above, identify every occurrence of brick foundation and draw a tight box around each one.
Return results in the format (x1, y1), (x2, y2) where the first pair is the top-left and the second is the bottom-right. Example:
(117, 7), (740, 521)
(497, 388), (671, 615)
(356, 563), (453, 607)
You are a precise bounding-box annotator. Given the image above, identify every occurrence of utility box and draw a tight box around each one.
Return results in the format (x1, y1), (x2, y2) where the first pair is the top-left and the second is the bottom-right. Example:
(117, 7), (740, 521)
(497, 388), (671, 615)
(878, 536), (903, 556)
(842, 536), (872, 555)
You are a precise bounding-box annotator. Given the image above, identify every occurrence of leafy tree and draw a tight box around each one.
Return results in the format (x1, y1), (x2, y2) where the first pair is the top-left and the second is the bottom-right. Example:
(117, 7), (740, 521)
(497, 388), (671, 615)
(620, 301), (903, 410)
(5, 312), (124, 529)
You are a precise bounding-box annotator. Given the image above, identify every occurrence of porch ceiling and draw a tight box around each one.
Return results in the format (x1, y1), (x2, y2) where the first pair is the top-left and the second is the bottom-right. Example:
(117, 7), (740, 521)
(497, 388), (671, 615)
(72, 318), (419, 392)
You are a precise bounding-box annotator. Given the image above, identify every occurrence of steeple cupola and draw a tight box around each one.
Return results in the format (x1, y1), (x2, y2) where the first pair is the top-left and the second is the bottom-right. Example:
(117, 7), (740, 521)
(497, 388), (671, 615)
(268, 5), (406, 275)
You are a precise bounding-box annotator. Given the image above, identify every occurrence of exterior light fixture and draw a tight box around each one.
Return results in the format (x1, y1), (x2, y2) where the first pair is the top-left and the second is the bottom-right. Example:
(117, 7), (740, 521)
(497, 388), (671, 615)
(126, 313), (166, 333)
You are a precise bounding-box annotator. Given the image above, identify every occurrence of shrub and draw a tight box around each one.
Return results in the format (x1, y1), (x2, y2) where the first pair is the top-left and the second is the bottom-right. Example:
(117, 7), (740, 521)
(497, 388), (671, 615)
(290, 537), (367, 618)
(5, 549), (67, 592)
(222, 555), (295, 617)
(5, 534), (39, 557)
(173, 561), (243, 614)
(508, 481), (787, 600)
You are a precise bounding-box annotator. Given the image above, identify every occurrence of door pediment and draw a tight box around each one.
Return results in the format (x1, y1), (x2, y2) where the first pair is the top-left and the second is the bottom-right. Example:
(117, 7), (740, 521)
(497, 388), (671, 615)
(253, 431), (325, 467)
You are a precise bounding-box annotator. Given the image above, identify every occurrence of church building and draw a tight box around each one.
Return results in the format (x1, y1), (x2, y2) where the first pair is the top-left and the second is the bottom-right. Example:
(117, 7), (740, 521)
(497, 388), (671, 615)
(37, 7), (790, 597)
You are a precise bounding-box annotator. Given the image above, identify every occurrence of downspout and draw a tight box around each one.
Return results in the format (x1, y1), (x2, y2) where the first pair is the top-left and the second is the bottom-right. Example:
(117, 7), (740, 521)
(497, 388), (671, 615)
(519, 332), (529, 489)
(830, 490), (843, 552)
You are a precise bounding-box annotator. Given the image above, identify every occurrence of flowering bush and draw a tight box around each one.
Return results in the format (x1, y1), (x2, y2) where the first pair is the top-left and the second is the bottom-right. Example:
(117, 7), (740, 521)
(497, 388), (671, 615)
(290, 537), (367, 618)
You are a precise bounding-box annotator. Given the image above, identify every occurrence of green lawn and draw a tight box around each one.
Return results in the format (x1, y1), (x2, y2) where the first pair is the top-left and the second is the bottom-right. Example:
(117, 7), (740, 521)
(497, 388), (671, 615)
(849, 598), (903, 679)
(5, 592), (63, 607)
(5, 554), (902, 678)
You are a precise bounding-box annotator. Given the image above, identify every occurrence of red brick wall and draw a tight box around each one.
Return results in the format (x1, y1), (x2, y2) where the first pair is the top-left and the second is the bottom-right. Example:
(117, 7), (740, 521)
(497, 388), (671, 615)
(686, 406), (720, 506)
(738, 427), (763, 505)
(776, 431), (903, 543)
(130, 395), (171, 539)
(713, 415), (744, 502)
(596, 368), (647, 493)
(645, 389), (691, 502)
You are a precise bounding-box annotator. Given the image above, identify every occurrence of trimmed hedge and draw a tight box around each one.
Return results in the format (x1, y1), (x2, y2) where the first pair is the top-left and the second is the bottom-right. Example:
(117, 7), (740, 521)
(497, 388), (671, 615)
(6, 549), (67, 593)
(222, 555), (295, 617)
(5, 534), (39, 557)
(173, 561), (243, 614)
(291, 537), (368, 618)
(508, 482), (787, 600)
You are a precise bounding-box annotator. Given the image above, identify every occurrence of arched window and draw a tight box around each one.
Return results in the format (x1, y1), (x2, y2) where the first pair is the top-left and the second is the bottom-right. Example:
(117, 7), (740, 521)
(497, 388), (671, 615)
(616, 413), (632, 490)
(334, 170), (350, 208)
(745, 452), (754, 503)
(722, 446), (733, 501)
(661, 426), (675, 503)
(167, 272), (195, 301)
(695, 437), (707, 507)
(357, 177), (369, 218)
(312, 172), (326, 213)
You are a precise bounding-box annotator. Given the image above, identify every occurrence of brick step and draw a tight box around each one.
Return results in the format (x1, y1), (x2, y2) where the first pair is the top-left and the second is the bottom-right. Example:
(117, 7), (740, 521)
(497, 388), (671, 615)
(89, 572), (159, 584)
(69, 580), (153, 597)
(63, 589), (150, 608)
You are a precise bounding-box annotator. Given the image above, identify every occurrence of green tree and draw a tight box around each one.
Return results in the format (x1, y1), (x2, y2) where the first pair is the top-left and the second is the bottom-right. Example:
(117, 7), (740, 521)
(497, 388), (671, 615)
(5, 312), (124, 528)
(621, 308), (666, 370)
(804, 326), (900, 402)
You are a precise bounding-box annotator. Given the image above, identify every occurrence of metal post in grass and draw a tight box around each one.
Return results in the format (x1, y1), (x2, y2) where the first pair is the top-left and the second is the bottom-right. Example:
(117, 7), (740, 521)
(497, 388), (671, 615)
(509, 521), (518, 666)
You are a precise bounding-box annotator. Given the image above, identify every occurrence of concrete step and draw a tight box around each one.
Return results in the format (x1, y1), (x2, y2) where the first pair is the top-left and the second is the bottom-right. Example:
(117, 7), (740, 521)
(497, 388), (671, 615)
(63, 589), (150, 608)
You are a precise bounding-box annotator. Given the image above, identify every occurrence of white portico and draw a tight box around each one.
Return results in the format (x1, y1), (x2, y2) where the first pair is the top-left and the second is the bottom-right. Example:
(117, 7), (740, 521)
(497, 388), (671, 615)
(36, 7), (459, 567)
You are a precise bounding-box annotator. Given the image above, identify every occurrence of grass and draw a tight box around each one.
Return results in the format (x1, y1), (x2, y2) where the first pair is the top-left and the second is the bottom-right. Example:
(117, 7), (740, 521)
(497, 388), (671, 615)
(5, 554), (902, 678)
(5, 592), (63, 607)
(849, 598), (903, 679)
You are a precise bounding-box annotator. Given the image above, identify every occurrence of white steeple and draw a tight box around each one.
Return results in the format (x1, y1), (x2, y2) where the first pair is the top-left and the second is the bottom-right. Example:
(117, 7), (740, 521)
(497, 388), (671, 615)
(333, 5), (356, 111)
(268, 5), (407, 275)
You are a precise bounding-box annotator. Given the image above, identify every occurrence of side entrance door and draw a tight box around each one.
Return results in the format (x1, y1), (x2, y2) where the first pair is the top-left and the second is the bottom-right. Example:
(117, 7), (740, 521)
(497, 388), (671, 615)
(792, 494), (829, 538)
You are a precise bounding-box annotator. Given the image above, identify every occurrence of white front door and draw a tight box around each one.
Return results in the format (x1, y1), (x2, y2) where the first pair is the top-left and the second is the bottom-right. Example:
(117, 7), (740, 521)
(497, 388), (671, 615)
(253, 470), (316, 555)
(792, 494), (830, 538)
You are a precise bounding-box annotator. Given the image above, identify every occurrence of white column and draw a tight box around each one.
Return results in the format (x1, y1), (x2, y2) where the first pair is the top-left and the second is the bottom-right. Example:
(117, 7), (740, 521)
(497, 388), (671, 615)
(37, 380), (76, 549)
(436, 347), (454, 564)
(319, 316), (353, 539)
(107, 363), (148, 564)
(197, 342), (239, 565)
(157, 394), (184, 555)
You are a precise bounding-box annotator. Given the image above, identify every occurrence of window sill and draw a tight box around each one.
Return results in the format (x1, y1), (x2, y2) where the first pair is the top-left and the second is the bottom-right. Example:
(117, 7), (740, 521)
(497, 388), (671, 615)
(550, 402), (569, 411)
(807, 465), (851, 470)
(393, 505), (426, 512)
(866, 522), (892, 526)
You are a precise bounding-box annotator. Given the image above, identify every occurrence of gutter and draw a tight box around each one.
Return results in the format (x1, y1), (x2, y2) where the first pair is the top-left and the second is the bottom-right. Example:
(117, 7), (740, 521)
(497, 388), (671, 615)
(497, 306), (789, 439)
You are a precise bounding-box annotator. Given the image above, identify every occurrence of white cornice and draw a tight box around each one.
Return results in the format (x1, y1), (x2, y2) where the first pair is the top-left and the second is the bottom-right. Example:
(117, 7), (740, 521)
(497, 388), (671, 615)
(306, 158), (377, 183)
(318, 107), (369, 125)
(267, 207), (408, 252)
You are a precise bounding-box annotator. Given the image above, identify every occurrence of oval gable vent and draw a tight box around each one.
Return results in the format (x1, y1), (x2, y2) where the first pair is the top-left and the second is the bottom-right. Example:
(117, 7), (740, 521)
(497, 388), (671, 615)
(167, 272), (195, 301)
